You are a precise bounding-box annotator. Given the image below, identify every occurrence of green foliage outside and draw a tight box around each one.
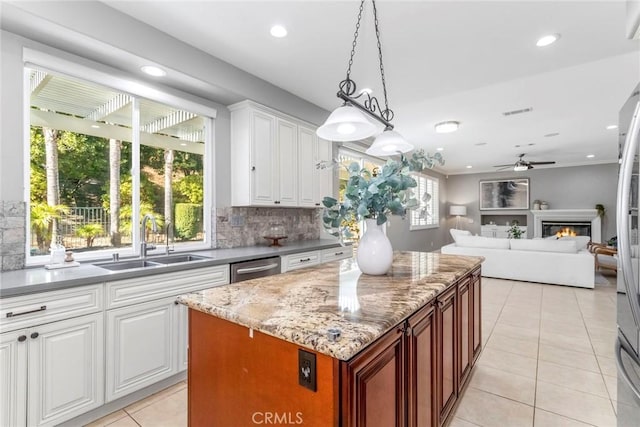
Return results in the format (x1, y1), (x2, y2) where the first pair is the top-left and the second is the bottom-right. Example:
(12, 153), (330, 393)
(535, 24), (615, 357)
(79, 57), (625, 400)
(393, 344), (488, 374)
(76, 223), (104, 247)
(30, 125), (203, 251)
(175, 203), (202, 240)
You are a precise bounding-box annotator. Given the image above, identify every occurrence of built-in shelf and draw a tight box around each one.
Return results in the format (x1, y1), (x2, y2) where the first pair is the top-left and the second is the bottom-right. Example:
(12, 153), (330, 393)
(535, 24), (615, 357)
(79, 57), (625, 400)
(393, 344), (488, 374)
(481, 214), (527, 226)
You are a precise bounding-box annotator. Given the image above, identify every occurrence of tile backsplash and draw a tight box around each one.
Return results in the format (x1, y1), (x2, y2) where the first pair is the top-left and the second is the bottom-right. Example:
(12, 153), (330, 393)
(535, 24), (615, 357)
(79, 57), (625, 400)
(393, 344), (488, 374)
(215, 207), (322, 248)
(0, 201), (26, 271)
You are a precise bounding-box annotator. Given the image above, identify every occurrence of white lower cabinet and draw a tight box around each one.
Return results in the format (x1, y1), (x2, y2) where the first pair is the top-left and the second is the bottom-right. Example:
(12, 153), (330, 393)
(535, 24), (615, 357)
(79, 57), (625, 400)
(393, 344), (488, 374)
(0, 313), (104, 427)
(105, 297), (178, 402)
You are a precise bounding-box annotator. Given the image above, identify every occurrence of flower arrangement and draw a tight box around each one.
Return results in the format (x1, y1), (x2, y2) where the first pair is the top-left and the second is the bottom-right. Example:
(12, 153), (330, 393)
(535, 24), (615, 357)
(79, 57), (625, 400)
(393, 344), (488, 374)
(321, 150), (444, 238)
(507, 220), (523, 239)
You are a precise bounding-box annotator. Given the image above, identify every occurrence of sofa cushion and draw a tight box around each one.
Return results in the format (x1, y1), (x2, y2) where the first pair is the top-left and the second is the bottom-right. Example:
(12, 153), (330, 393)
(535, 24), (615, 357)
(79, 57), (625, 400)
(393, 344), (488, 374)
(456, 235), (510, 249)
(450, 229), (472, 243)
(558, 236), (591, 251)
(510, 238), (578, 253)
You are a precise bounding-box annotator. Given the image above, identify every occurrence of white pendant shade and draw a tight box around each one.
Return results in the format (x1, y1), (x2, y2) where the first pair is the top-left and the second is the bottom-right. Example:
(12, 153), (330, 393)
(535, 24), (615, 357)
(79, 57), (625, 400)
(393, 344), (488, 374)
(316, 105), (377, 141)
(365, 129), (414, 156)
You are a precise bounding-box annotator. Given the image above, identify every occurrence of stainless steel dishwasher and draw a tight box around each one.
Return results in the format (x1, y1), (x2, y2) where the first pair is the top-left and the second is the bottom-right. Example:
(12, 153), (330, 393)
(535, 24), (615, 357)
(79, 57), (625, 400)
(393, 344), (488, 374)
(230, 257), (281, 283)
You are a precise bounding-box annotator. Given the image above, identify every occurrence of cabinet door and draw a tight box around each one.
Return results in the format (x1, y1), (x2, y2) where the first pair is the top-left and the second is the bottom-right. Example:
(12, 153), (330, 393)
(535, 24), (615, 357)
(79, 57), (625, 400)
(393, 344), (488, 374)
(0, 330), (27, 427)
(342, 326), (405, 427)
(471, 269), (482, 362)
(436, 286), (457, 426)
(276, 118), (298, 206)
(250, 110), (277, 205)
(28, 313), (104, 426)
(407, 304), (436, 427)
(106, 298), (177, 402)
(315, 137), (334, 204)
(177, 302), (189, 372)
(458, 277), (472, 389)
(297, 125), (316, 207)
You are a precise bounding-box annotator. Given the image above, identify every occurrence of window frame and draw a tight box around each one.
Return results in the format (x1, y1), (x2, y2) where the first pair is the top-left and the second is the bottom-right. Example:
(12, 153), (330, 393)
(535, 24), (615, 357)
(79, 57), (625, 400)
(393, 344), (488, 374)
(409, 172), (440, 231)
(23, 50), (216, 265)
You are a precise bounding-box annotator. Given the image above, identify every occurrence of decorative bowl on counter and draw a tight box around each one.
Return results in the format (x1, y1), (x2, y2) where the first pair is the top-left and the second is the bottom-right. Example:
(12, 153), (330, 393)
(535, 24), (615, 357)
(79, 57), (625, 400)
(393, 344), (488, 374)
(264, 224), (287, 247)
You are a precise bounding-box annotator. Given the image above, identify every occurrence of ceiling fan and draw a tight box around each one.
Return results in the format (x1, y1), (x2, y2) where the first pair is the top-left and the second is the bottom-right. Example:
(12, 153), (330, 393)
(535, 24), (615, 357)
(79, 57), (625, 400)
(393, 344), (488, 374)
(493, 153), (556, 171)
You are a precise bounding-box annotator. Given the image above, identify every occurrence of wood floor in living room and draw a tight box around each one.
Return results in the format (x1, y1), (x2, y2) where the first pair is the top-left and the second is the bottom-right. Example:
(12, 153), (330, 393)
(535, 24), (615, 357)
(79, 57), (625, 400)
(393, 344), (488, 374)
(86, 274), (619, 427)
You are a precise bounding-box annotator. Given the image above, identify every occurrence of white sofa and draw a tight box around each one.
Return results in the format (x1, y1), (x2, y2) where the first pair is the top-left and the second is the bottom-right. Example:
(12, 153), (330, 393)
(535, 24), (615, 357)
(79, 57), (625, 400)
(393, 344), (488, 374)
(441, 231), (595, 288)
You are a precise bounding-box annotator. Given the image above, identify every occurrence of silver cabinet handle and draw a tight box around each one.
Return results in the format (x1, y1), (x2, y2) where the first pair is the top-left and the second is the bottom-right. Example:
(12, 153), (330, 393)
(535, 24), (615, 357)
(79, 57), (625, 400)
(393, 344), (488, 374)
(236, 263), (279, 275)
(617, 99), (640, 329)
(616, 337), (640, 403)
(334, 251), (344, 256)
(6, 305), (47, 318)
(299, 258), (311, 262)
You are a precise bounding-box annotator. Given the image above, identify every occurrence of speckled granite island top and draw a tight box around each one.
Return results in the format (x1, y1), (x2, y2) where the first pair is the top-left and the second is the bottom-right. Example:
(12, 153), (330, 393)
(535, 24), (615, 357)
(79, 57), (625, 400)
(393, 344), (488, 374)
(177, 251), (482, 361)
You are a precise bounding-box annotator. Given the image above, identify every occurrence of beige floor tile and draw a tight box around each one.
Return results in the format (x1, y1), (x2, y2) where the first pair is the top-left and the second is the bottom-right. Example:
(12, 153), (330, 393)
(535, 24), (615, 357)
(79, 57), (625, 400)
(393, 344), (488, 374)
(125, 381), (187, 414)
(596, 354), (618, 377)
(587, 325), (618, 342)
(477, 347), (538, 379)
(538, 344), (600, 373)
(454, 387), (534, 427)
(539, 331), (594, 354)
(129, 387), (187, 427)
(448, 417), (481, 426)
(486, 331), (539, 358)
(537, 360), (609, 398)
(540, 321), (590, 340)
(496, 314), (541, 331)
(535, 381), (617, 427)
(533, 409), (597, 427)
(492, 322), (540, 340)
(590, 337), (616, 358)
(603, 374), (617, 402)
(83, 410), (130, 427)
(468, 364), (536, 405)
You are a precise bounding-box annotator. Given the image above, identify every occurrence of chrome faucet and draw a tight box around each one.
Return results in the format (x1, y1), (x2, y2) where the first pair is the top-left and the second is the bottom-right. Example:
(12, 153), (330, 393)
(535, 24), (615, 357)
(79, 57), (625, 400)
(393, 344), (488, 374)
(165, 220), (174, 255)
(140, 214), (158, 258)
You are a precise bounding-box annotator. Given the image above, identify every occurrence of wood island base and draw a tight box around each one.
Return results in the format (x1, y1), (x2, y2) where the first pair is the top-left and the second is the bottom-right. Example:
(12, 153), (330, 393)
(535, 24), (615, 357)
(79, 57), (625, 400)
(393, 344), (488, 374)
(187, 265), (481, 427)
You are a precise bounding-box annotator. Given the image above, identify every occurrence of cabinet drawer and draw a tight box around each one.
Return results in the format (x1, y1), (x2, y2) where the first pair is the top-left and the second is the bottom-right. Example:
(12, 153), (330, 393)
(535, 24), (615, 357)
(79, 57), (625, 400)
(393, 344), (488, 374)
(106, 265), (229, 309)
(0, 285), (103, 333)
(281, 251), (320, 273)
(321, 246), (353, 263)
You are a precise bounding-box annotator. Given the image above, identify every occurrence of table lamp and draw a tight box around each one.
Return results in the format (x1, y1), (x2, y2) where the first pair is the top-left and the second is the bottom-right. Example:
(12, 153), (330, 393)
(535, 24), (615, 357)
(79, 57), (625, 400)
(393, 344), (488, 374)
(450, 205), (467, 229)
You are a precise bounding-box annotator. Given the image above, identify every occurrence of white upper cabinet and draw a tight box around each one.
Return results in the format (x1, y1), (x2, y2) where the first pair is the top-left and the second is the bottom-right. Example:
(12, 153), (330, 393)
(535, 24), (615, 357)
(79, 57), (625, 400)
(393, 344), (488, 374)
(230, 100), (333, 208)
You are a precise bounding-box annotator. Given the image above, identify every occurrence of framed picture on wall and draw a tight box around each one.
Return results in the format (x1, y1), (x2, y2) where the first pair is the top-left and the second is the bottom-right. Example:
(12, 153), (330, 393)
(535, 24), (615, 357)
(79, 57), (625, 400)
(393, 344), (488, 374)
(479, 178), (529, 210)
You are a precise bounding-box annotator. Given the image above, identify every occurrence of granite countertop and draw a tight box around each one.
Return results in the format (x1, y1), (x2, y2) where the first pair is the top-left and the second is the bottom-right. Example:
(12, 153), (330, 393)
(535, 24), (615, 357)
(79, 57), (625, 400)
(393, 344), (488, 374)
(0, 239), (344, 298)
(177, 251), (483, 361)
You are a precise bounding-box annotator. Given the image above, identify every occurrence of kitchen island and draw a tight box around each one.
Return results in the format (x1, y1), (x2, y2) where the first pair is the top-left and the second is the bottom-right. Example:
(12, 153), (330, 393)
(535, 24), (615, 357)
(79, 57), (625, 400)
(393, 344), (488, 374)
(177, 251), (483, 427)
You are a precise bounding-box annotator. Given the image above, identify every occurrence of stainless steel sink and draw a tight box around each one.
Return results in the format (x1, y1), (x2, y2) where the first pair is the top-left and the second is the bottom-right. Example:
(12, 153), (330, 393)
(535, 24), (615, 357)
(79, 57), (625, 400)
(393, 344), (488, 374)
(94, 253), (211, 271)
(150, 254), (211, 264)
(95, 260), (163, 271)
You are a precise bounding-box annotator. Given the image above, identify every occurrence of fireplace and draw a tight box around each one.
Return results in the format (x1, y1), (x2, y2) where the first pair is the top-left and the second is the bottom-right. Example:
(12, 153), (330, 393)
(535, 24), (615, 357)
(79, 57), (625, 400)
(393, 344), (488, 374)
(531, 209), (601, 243)
(541, 221), (592, 238)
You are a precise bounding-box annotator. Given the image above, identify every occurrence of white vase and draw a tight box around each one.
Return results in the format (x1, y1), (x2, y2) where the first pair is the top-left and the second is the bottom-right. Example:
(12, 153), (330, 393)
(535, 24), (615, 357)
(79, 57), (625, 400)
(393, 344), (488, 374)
(357, 218), (393, 275)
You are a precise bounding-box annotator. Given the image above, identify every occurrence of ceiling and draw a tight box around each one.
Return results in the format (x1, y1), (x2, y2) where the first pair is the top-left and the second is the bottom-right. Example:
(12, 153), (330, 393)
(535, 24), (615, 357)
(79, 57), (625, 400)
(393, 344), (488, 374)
(65, 2), (640, 173)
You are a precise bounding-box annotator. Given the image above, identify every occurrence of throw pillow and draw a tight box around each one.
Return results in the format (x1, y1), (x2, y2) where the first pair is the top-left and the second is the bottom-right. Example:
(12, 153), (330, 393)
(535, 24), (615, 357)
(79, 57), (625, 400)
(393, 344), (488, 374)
(558, 236), (591, 251)
(450, 229), (472, 243)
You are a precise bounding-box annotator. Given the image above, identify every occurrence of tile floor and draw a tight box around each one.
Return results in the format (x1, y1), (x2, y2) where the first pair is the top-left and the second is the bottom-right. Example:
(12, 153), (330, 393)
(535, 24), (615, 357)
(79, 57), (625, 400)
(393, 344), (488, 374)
(86, 275), (619, 427)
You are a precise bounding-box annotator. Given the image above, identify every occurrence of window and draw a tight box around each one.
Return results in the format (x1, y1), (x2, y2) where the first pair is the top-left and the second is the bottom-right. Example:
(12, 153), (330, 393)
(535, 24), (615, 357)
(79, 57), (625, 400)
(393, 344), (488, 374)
(410, 173), (439, 230)
(27, 66), (213, 262)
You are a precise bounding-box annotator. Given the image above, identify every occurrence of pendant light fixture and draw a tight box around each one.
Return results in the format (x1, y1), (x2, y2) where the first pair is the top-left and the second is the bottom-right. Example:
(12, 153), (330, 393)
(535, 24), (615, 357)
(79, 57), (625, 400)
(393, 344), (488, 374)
(316, 0), (414, 156)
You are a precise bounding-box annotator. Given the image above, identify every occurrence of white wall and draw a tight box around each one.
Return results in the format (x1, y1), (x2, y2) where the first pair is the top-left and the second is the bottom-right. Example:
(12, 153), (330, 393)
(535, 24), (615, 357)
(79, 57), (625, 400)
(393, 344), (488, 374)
(445, 163), (619, 242)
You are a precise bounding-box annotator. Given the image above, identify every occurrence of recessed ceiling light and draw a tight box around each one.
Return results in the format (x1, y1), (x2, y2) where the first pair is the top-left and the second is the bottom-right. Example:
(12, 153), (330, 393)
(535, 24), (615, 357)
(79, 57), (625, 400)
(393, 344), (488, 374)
(466, 165), (473, 169)
(180, 143), (187, 147)
(474, 142), (487, 146)
(436, 147), (444, 151)
(544, 132), (560, 138)
(606, 125), (618, 130)
(141, 65), (166, 77)
(270, 25), (288, 38)
(514, 144), (521, 148)
(586, 154), (595, 158)
(527, 143), (535, 146)
(536, 33), (560, 47)
(91, 124), (100, 129)
(434, 121), (460, 134)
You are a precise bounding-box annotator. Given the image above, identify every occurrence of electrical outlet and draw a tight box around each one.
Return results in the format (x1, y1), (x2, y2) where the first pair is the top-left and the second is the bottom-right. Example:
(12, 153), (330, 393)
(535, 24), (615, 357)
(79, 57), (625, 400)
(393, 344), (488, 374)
(298, 349), (317, 391)
(230, 215), (245, 227)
